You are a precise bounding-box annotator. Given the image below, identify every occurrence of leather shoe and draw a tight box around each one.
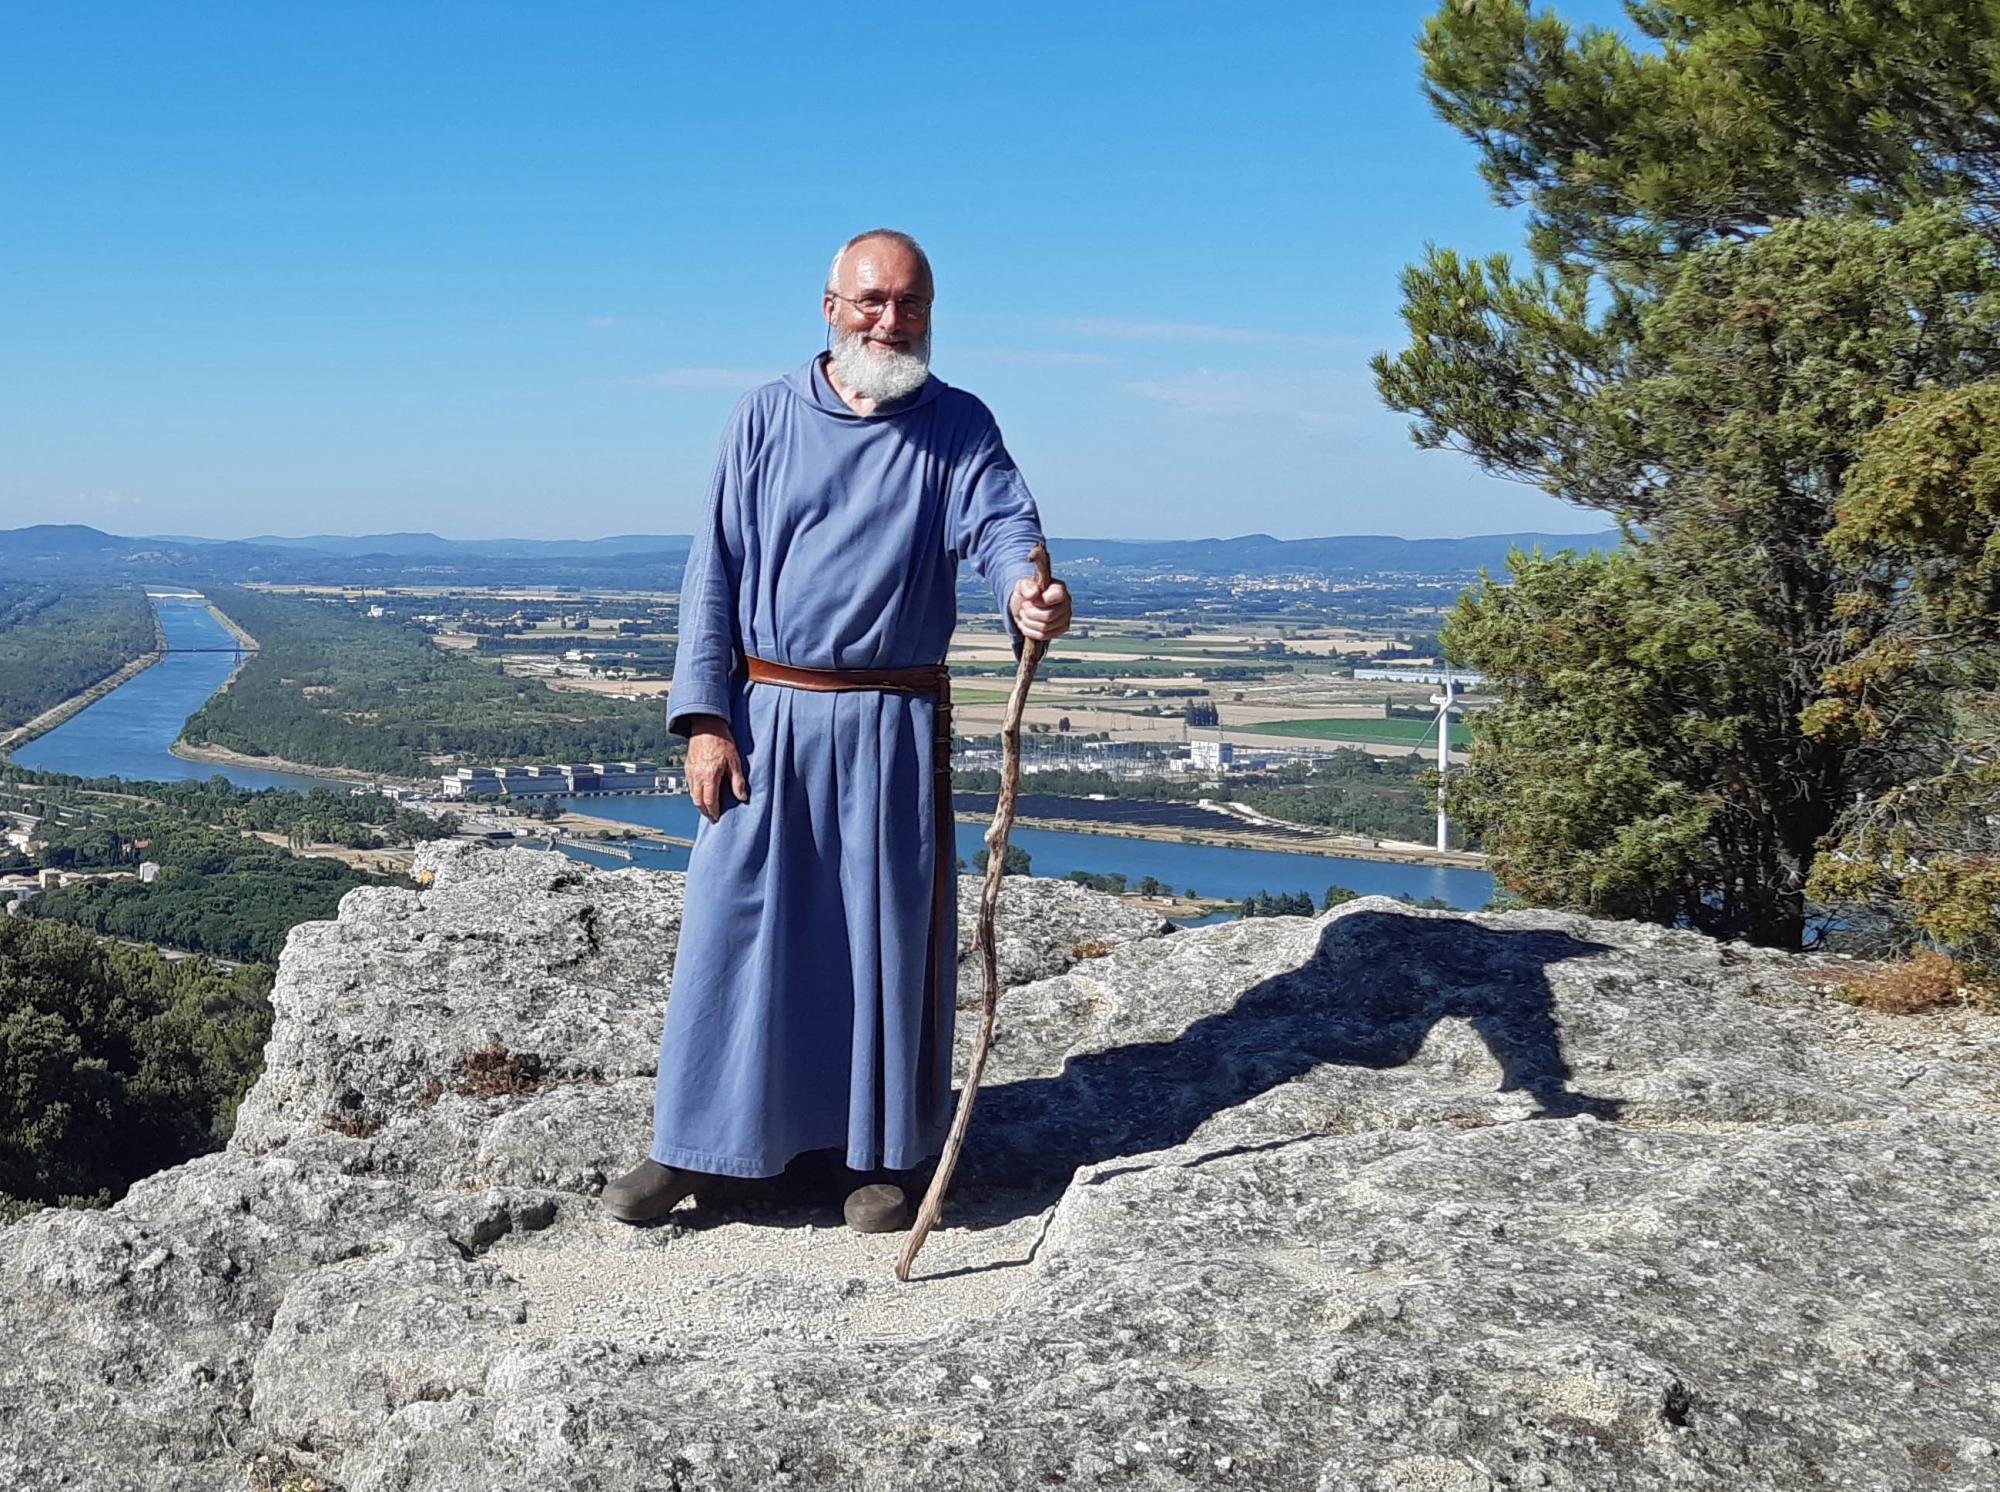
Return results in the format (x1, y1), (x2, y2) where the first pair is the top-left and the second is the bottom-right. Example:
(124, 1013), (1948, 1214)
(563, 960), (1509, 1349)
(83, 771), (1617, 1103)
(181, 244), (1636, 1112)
(843, 1182), (909, 1234)
(602, 1158), (698, 1224)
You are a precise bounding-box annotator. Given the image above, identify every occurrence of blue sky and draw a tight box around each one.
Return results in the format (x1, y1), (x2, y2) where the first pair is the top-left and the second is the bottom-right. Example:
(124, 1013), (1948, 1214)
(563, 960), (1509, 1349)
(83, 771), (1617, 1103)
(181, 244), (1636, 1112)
(2, 2), (1628, 542)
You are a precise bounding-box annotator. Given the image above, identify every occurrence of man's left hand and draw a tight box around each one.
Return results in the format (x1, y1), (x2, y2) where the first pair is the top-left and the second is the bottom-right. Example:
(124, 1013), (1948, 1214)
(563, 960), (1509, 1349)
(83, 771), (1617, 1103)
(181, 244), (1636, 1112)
(1010, 576), (1072, 644)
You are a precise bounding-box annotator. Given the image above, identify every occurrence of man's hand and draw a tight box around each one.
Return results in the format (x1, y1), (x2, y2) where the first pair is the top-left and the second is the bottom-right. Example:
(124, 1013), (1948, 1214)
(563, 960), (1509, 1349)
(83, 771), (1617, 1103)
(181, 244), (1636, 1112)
(1010, 575), (1072, 644)
(686, 715), (749, 823)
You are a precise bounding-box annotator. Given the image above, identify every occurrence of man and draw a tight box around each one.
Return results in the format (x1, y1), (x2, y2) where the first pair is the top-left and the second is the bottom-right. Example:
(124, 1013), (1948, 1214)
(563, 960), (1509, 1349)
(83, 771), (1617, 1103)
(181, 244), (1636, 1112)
(603, 229), (1072, 1232)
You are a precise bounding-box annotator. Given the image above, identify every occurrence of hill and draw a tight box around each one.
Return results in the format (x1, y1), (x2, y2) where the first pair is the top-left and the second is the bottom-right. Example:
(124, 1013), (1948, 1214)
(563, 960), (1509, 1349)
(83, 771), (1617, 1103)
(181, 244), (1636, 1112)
(0, 523), (1618, 589)
(1055, 529), (1621, 575)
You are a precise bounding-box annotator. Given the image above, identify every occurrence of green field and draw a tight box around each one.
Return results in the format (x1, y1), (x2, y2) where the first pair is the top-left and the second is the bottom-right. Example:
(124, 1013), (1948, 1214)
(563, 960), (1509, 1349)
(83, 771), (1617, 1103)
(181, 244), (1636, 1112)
(1245, 716), (1474, 749)
(945, 686), (1019, 704)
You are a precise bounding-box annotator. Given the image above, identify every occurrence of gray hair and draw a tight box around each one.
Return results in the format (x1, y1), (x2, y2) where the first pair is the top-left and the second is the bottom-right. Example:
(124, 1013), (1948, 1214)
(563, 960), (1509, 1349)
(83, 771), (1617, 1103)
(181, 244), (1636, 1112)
(825, 228), (932, 294)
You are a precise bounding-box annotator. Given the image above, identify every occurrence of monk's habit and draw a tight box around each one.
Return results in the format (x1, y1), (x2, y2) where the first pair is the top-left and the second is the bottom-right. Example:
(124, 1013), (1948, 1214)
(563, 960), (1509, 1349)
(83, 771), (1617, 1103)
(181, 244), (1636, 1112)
(652, 357), (1046, 1177)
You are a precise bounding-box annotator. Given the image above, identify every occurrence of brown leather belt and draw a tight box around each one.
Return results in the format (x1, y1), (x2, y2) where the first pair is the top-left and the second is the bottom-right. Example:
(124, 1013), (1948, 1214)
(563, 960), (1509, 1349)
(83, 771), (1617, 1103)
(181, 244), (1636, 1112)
(745, 657), (948, 697)
(743, 656), (955, 1119)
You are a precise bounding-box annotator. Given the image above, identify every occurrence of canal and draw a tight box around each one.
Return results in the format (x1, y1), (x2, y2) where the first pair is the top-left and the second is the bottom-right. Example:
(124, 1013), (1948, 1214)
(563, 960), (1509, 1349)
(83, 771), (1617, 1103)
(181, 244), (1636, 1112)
(13, 595), (334, 792)
(547, 794), (1492, 911)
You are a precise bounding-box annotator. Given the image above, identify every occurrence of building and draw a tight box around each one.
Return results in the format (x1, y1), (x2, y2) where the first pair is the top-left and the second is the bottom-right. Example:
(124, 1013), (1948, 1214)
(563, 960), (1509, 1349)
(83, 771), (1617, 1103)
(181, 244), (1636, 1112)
(500, 767), (569, 797)
(440, 762), (667, 798)
(441, 768), (503, 799)
(592, 762), (662, 793)
(1351, 665), (1488, 687)
(138, 862), (162, 884)
(1189, 739), (1235, 773)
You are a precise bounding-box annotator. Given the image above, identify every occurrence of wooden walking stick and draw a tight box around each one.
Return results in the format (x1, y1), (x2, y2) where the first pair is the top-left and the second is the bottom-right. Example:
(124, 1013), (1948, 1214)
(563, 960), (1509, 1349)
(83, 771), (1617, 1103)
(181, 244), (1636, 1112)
(897, 542), (1053, 1282)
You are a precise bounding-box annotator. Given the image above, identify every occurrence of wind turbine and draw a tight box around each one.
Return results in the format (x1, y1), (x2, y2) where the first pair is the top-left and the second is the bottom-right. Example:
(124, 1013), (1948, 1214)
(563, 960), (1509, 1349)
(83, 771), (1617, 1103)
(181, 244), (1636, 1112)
(1427, 672), (1462, 853)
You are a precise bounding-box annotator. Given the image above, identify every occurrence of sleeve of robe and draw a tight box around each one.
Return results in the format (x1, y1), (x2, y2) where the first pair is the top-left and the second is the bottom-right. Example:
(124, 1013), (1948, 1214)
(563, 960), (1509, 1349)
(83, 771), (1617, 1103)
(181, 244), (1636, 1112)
(664, 398), (753, 738)
(948, 408), (1047, 641)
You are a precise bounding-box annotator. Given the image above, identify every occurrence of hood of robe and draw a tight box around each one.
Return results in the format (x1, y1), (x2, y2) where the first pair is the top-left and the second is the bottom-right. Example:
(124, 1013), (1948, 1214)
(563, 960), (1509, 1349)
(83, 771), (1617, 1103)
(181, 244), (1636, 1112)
(783, 354), (944, 421)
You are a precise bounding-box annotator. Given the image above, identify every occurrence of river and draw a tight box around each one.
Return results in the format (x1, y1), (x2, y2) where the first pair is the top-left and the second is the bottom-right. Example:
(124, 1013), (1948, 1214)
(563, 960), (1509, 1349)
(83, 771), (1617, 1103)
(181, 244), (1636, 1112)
(549, 794), (1491, 912)
(13, 595), (334, 792)
(14, 594), (1496, 912)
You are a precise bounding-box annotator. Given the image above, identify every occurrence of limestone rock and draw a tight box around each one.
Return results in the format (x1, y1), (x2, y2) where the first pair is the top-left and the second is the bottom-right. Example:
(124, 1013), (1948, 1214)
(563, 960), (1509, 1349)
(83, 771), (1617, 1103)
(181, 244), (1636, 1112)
(4, 848), (1999, 1491)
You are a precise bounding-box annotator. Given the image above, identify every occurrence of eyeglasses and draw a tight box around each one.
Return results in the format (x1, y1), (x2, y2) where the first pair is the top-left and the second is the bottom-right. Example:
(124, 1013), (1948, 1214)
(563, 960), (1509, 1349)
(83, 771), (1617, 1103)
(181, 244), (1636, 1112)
(831, 292), (934, 321)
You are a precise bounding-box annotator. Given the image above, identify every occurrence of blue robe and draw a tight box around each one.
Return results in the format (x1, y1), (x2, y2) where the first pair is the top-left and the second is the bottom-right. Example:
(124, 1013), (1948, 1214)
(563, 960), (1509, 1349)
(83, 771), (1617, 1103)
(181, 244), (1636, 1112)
(651, 356), (1046, 1177)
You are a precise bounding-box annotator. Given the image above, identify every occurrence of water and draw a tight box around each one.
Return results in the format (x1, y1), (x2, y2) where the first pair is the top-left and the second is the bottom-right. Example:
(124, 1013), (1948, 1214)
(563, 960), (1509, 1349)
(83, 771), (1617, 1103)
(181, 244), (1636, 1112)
(548, 793), (1493, 911)
(16, 594), (1495, 911)
(13, 594), (340, 793)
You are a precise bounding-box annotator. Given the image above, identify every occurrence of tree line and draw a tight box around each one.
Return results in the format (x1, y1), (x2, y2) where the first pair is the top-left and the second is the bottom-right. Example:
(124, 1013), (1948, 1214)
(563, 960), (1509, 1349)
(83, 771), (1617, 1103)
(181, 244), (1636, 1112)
(7, 768), (461, 848)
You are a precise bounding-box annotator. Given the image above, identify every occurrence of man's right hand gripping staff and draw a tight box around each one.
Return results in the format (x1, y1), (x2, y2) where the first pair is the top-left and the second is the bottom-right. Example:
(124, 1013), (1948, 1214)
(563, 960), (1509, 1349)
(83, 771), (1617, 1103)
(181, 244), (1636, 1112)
(685, 714), (749, 823)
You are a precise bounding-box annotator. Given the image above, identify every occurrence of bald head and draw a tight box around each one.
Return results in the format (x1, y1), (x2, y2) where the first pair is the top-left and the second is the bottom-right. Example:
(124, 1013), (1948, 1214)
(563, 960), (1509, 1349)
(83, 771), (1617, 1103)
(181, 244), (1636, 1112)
(825, 229), (932, 297)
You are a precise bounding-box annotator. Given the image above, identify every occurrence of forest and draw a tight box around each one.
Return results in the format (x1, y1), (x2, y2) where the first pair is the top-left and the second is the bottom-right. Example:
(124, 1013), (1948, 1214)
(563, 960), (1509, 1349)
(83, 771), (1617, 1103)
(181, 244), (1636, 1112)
(180, 586), (671, 775)
(0, 772), (457, 962)
(26, 822), (372, 965)
(0, 917), (273, 1214)
(0, 582), (155, 731)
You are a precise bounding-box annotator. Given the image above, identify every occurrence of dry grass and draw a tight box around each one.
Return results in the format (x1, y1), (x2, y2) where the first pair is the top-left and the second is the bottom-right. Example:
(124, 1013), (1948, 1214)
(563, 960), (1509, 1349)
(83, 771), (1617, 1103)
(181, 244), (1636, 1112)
(244, 1452), (337, 1491)
(457, 1041), (548, 1099)
(1831, 951), (1997, 1015)
(1070, 939), (1116, 961)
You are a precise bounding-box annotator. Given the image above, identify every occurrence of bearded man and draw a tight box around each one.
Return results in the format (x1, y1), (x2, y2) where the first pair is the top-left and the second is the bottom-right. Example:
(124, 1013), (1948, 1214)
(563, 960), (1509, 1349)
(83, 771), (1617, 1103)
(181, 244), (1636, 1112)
(603, 229), (1072, 1233)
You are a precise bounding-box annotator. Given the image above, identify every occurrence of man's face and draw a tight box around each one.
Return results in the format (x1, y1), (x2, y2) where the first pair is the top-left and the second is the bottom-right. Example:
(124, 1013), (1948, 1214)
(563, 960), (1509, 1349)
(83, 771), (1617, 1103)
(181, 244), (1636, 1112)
(823, 238), (934, 402)
(823, 239), (934, 362)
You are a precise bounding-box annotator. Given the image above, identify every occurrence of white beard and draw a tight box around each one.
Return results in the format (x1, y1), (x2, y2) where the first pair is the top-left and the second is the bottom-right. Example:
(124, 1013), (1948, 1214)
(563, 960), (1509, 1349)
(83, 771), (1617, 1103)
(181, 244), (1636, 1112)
(828, 325), (931, 402)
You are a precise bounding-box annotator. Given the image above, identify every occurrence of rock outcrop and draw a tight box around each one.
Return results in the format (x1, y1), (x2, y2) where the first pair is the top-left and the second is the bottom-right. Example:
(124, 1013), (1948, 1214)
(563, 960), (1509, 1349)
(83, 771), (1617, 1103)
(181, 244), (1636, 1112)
(4, 842), (1998, 1491)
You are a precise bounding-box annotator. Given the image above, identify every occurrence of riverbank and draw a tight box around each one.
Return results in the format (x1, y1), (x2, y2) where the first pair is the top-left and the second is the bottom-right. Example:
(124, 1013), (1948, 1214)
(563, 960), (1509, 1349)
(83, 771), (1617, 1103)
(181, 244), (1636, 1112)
(551, 806), (693, 848)
(957, 808), (1486, 869)
(167, 738), (404, 789)
(0, 649), (167, 755)
(201, 601), (259, 653)
(551, 796), (1480, 869)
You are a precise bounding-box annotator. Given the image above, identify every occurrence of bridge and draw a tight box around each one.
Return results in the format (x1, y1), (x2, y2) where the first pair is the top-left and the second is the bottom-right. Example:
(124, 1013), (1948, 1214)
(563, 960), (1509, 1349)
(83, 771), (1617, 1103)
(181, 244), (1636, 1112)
(163, 646), (251, 654)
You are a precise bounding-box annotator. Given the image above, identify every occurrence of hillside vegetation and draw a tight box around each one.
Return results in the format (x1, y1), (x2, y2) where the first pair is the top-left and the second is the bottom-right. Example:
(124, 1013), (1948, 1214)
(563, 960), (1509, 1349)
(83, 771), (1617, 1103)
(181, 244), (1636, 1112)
(4, 773), (465, 964)
(181, 587), (668, 775)
(0, 583), (155, 731)
(0, 918), (272, 1213)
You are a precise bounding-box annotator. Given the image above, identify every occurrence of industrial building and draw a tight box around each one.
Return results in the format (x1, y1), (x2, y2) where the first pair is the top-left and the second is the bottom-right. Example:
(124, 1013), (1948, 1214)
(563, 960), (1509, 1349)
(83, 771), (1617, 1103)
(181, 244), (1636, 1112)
(440, 762), (667, 798)
(1189, 739), (1235, 772)
(1351, 665), (1488, 687)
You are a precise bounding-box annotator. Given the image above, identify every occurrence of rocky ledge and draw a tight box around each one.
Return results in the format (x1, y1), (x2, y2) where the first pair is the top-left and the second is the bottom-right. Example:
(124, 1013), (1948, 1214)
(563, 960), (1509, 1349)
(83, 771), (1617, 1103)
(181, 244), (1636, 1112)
(4, 842), (1999, 1491)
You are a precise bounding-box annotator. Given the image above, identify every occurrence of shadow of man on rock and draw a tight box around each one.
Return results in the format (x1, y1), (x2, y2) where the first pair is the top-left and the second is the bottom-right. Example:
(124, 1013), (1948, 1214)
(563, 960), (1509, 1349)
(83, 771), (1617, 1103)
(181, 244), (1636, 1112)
(958, 909), (1623, 1223)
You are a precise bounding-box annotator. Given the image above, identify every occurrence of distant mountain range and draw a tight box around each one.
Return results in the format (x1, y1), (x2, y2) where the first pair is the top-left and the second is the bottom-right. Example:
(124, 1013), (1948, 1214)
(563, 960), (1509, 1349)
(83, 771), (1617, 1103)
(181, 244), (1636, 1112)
(0, 525), (696, 586)
(1054, 531), (1621, 573)
(1, 524), (1619, 584)
(170, 532), (697, 560)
